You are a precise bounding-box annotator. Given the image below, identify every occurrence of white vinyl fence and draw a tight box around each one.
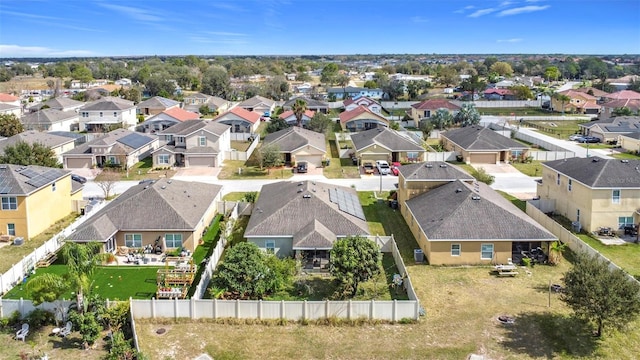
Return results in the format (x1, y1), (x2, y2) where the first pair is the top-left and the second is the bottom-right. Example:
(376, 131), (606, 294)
(425, 152), (457, 162)
(527, 151), (575, 161)
(453, 100), (540, 108)
(225, 135), (260, 161)
(0, 201), (108, 296)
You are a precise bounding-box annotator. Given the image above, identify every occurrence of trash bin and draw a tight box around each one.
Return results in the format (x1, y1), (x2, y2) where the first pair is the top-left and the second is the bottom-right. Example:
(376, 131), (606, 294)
(414, 249), (424, 263)
(325, 158), (330, 166)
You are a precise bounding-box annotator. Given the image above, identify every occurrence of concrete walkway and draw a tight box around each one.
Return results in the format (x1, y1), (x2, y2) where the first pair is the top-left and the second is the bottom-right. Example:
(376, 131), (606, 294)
(471, 163), (539, 199)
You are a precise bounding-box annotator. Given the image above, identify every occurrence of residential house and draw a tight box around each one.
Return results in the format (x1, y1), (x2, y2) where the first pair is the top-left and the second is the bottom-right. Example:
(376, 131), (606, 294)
(409, 99), (460, 125)
(606, 75), (640, 91)
(262, 126), (326, 167)
(326, 86), (384, 100)
(139, 107), (200, 133)
(70, 79), (108, 89)
(551, 89), (600, 115)
(21, 108), (80, 132)
(244, 180), (369, 261)
(213, 107), (261, 133)
(600, 99), (640, 118)
(351, 127), (425, 164)
(79, 97), (137, 132)
(282, 96), (329, 114)
(182, 93), (231, 114)
(494, 80), (514, 89)
(28, 97), (85, 113)
(0, 131), (75, 164)
(152, 120), (230, 168)
(574, 87), (610, 103)
(441, 125), (528, 164)
(62, 129), (158, 169)
(0, 164), (82, 240)
(483, 88), (515, 100)
(619, 132), (640, 154)
(0, 103), (21, 117)
(339, 105), (389, 132)
(0, 93), (21, 107)
(396, 161), (474, 207)
(279, 109), (315, 127)
(343, 97), (382, 114)
(136, 96), (180, 116)
(404, 179), (556, 265)
(578, 116), (640, 142)
(538, 157), (640, 233)
(66, 179), (222, 253)
(114, 78), (132, 87)
(237, 95), (276, 116)
(603, 90), (640, 101)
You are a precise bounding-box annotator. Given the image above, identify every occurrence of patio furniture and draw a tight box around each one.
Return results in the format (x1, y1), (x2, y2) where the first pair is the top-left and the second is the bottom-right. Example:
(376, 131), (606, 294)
(58, 321), (72, 338)
(37, 252), (57, 268)
(16, 323), (29, 341)
(494, 264), (518, 277)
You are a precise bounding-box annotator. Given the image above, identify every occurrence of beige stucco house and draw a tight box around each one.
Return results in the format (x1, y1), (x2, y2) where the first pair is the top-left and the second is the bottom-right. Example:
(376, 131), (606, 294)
(262, 126), (326, 168)
(351, 127), (425, 164)
(619, 132), (640, 154)
(441, 125), (528, 164)
(339, 105), (389, 132)
(0, 131), (76, 164)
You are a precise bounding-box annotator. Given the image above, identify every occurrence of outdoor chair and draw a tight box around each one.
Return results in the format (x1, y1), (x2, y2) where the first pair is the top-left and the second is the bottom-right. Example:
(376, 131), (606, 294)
(58, 321), (72, 338)
(15, 323), (29, 341)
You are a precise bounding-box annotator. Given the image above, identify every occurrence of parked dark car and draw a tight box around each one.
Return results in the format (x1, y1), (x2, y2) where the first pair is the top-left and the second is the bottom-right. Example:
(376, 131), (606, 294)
(581, 136), (601, 143)
(71, 174), (87, 184)
(297, 161), (308, 173)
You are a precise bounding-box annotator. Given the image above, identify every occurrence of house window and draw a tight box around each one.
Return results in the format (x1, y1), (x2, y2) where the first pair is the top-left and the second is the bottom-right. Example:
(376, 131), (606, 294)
(556, 173), (561, 185)
(265, 240), (275, 254)
(451, 244), (461, 256)
(619, 217), (634, 228)
(612, 189), (621, 204)
(99, 112), (103, 117)
(7, 223), (15, 236)
(198, 136), (206, 146)
(108, 156), (118, 164)
(166, 135), (173, 142)
(481, 244), (493, 260)
(164, 234), (183, 248)
(576, 209), (580, 222)
(407, 152), (419, 162)
(1, 197), (17, 210)
(52, 182), (56, 192)
(113, 112), (117, 117)
(158, 154), (170, 165)
(567, 179), (572, 192)
(125, 234), (142, 247)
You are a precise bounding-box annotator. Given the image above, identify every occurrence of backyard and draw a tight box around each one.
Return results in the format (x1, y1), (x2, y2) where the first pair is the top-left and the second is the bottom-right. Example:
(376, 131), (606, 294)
(93, 157), (177, 182)
(521, 120), (589, 139)
(218, 160), (294, 180)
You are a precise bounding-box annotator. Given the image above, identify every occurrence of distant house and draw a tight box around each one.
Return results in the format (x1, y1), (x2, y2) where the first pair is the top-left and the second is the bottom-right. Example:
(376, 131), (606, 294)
(574, 87), (610, 103)
(79, 97), (137, 132)
(282, 96), (329, 114)
(339, 105), (389, 132)
(538, 157), (640, 233)
(279, 109), (315, 127)
(67, 179), (222, 253)
(244, 180), (369, 259)
(182, 93), (231, 114)
(0, 130), (75, 164)
(483, 88), (515, 100)
(152, 120), (230, 168)
(619, 132), (640, 154)
(114, 78), (132, 87)
(213, 107), (261, 133)
(237, 95), (276, 116)
(136, 96), (180, 116)
(343, 97), (382, 114)
(351, 127), (425, 163)
(140, 107), (200, 133)
(62, 129), (158, 169)
(409, 99), (460, 124)
(603, 90), (640, 101)
(21, 108), (80, 132)
(552, 89), (600, 115)
(600, 99), (640, 118)
(262, 126), (326, 167)
(0, 164), (82, 240)
(441, 125), (528, 164)
(606, 75), (640, 91)
(578, 116), (640, 142)
(326, 86), (384, 100)
(28, 97), (84, 113)
(0, 103), (22, 117)
(0, 93), (20, 107)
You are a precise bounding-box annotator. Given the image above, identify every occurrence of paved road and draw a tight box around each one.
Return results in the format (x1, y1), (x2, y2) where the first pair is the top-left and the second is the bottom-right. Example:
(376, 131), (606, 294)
(515, 127), (613, 159)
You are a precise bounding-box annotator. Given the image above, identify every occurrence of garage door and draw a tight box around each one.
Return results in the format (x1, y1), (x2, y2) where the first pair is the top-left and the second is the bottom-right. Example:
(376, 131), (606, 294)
(295, 155), (323, 168)
(360, 154), (388, 163)
(66, 157), (92, 169)
(188, 156), (215, 167)
(469, 153), (497, 164)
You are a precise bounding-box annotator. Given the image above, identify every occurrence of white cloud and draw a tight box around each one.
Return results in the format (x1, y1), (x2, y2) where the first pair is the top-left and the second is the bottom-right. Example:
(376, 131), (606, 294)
(97, 3), (162, 22)
(205, 31), (248, 37)
(497, 38), (523, 43)
(468, 8), (497, 18)
(411, 16), (429, 23)
(0, 44), (95, 57)
(498, 5), (550, 16)
(454, 5), (476, 13)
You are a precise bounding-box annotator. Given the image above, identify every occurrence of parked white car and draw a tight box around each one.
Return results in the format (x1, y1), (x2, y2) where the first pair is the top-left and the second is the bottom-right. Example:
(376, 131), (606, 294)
(376, 160), (391, 175)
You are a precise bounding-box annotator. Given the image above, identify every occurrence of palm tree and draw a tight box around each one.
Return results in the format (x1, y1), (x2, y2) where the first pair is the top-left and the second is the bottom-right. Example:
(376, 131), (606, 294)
(431, 108), (454, 130)
(553, 93), (571, 115)
(291, 99), (307, 127)
(548, 241), (567, 265)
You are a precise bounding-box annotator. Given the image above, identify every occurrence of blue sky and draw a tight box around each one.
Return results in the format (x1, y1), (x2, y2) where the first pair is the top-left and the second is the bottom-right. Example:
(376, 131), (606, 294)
(0, 0), (638, 58)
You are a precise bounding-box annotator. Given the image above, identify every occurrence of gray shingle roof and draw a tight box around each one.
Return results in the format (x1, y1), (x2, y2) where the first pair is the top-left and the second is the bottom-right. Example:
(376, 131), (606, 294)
(622, 132), (640, 140)
(405, 180), (556, 241)
(282, 96), (329, 109)
(292, 219), (336, 249)
(29, 97), (84, 111)
(263, 126), (326, 153)
(238, 95), (275, 108)
(580, 116), (640, 132)
(82, 97), (135, 111)
(544, 157), (640, 188)
(351, 128), (424, 152)
(244, 181), (369, 238)
(0, 164), (70, 196)
(159, 120), (230, 137)
(136, 96), (180, 110)
(21, 108), (78, 126)
(442, 126), (527, 151)
(0, 130), (74, 153)
(68, 178), (222, 241)
(398, 162), (474, 181)
(64, 129), (156, 155)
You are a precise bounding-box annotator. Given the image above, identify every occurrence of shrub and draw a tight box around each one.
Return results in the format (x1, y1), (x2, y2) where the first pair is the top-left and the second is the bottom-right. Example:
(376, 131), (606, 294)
(26, 308), (55, 328)
(470, 167), (495, 185)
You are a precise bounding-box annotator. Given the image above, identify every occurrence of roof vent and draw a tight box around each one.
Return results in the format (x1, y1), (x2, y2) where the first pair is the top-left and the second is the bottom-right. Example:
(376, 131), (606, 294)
(0, 165), (6, 170)
(312, 188), (316, 192)
(592, 158), (599, 162)
(303, 194), (311, 199)
(161, 185), (166, 189)
(439, 164), (448, 168)
(621, 160), (629, 163)
(425, 164), (433, 168)
(455, 188), (462, 193)
(297, 189), (303, 193)
(167, 180), (172, 183)
(298, 182), (303, 186)
(471, 195), (481, 200)
(144, 186), (149, 189)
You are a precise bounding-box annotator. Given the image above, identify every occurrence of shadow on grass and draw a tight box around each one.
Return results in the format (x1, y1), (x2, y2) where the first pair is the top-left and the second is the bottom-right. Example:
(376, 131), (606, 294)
(50, 335), (85, 350)
(501, 312), (599, 358)
(328, 139), (339, 158)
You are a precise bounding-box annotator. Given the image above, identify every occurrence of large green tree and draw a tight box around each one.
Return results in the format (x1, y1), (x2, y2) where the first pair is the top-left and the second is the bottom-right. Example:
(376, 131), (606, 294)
(201, 65), (230, 98)
(460, 75), (486, 101)
(489, 62), (514, 77)
(257, 143), (283, 169)
(212, 242), (276, 299)
(0, 113), (24, 137)
(562, 253), (640, 337)
(330, 236), (382, 298)
(307, 112), (334, 135)
(0, 141), (60, 167)
(144, 73), (175, 97)
(265, 117), (289, 134)
(454, 103), (481, 127)
(320, 63), (339, 85)
(544, 66), (562, 82)
(509, 85), (534, 100)
(430, 108), (454, 130)
(553, 93), (571, 115)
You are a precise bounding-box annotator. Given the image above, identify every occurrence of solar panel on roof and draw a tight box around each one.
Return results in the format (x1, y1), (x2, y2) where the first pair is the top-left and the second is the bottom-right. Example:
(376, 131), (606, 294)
(41, 170), (62, 181)
(331, 188), (366, 220)
(26, 176), (51, 188)
(18, 168), (39, 179)
(118, 133), (152, 149)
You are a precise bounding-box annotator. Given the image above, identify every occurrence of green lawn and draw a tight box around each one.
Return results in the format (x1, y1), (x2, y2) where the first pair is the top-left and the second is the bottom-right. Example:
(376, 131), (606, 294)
(94, 158), (177, 181)
(578, 143), (616, 150)
(222, 192), (249, 201)
(218, 160), (294, 180)
(510, 161), (543, 177)
(477, 107), (556, 116)
(497, 191), (527, 212)
(612, 152), (640, 160)
(576, 233), (640, 279)
(323, 140), (360, 179)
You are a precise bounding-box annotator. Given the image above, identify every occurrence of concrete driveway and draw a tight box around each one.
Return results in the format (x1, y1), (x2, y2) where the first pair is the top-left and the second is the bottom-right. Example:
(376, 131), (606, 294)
(472, 163), (539, 200)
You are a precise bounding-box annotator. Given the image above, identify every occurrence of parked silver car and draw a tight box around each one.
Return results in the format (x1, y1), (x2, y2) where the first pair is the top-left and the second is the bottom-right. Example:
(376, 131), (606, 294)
(375, 160), (391, 175)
